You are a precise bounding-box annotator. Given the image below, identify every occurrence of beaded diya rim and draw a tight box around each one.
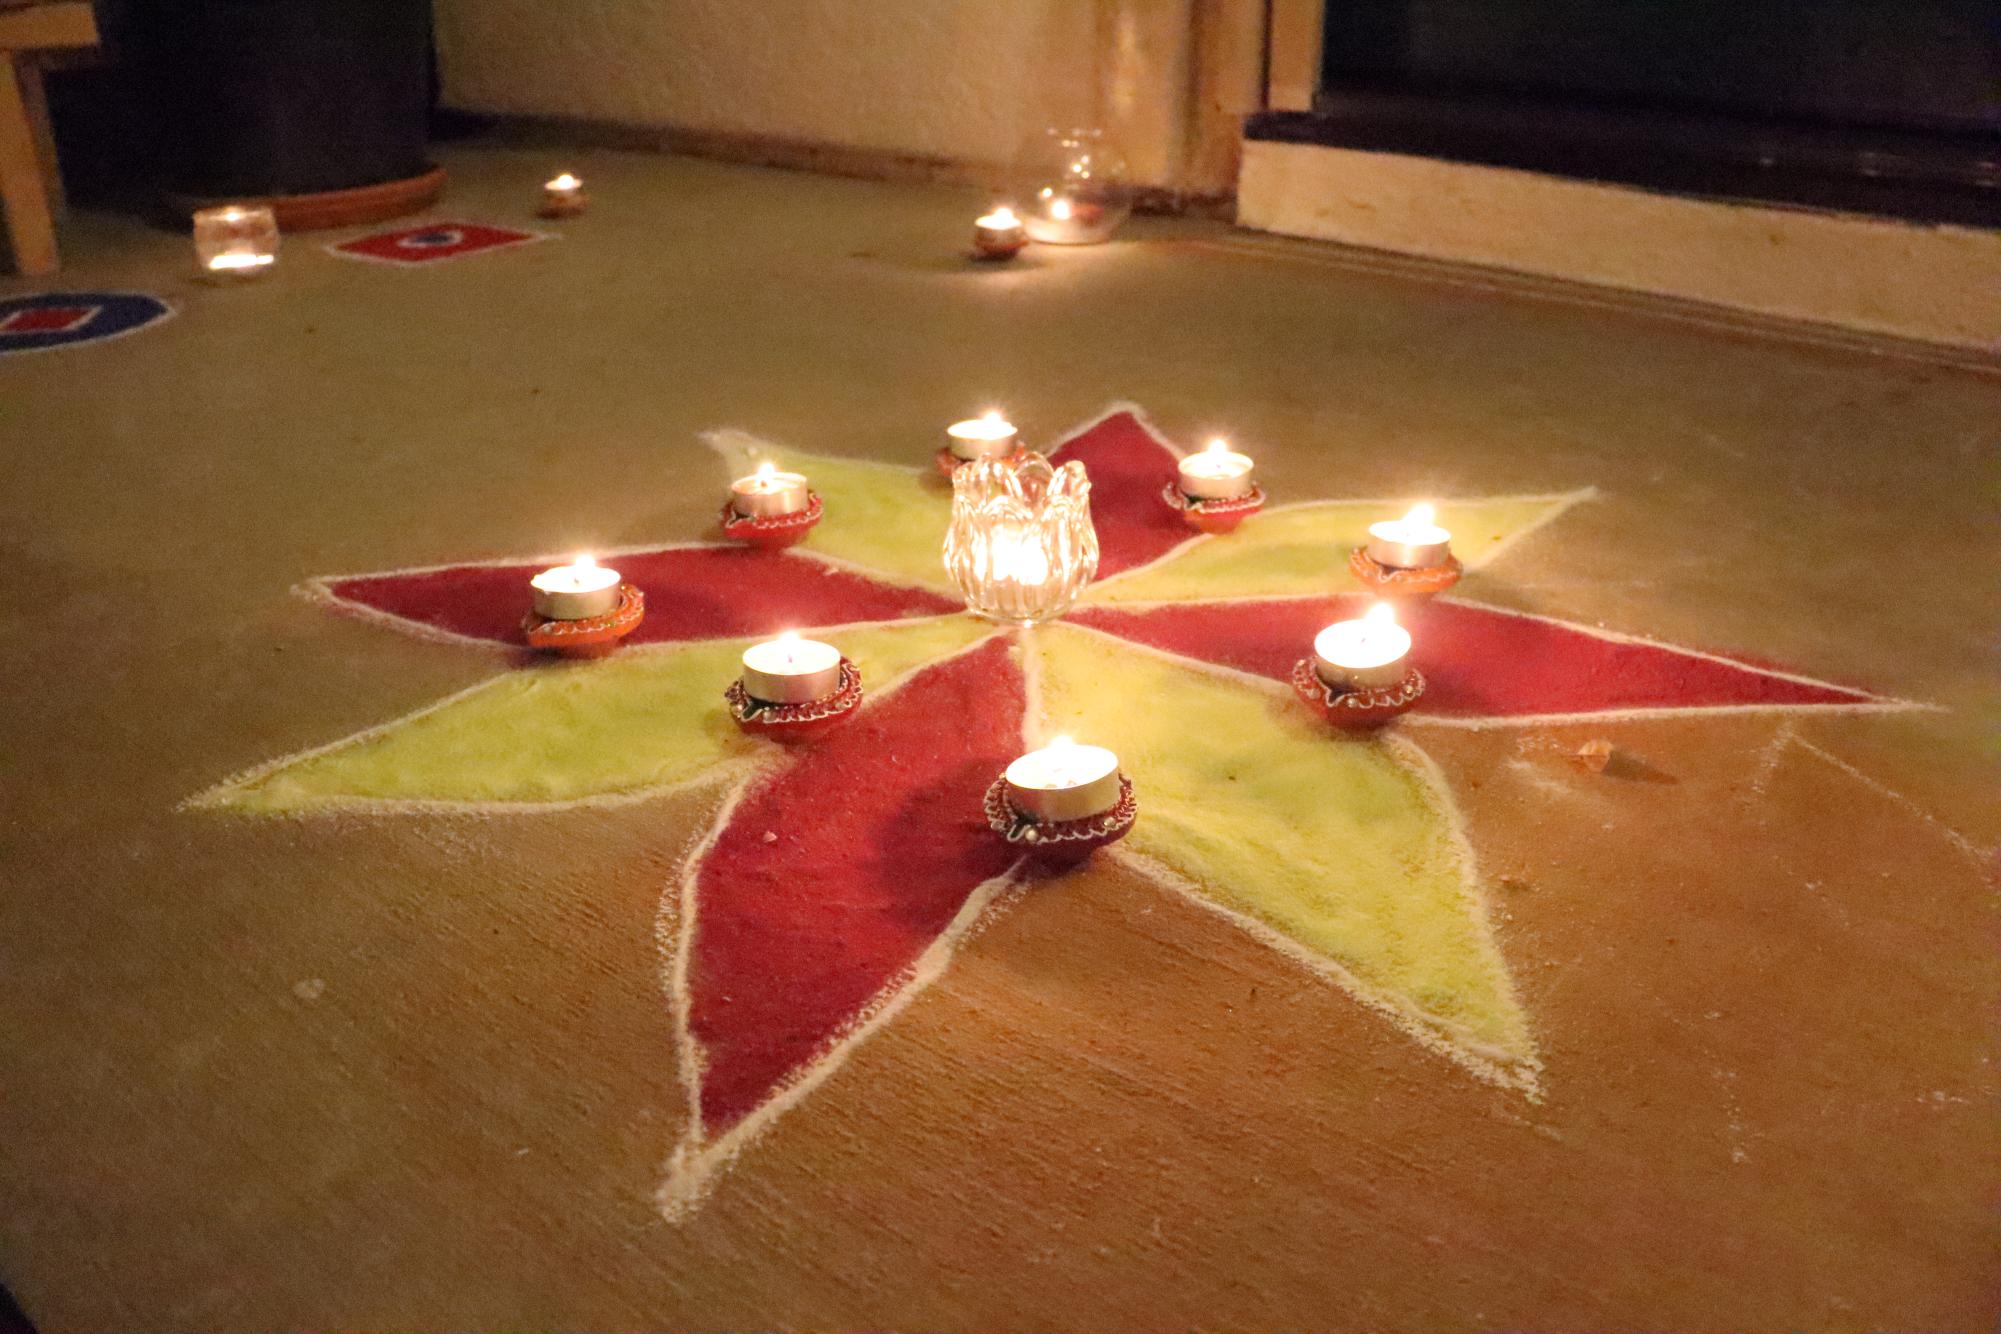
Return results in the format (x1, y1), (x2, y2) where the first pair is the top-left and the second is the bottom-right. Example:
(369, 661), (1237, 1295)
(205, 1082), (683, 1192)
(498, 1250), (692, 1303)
(983, 773), (1138, 851)
(720, 492), (824, 547)
(724, 658), (864, 737)
(970, 237), (1027, 262)
(537, 194), (589, 219)
(1159, 480), (1267, 533)
(1348, 547), (1463, 597)
(935, 445), (1026, 477)
(1290, 658), (1427, 728)
(522, 583), (646, 656)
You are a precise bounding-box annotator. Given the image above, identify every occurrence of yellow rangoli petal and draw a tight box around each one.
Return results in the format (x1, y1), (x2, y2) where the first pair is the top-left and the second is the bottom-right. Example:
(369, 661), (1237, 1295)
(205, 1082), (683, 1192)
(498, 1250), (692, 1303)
(1085, 492), (1591, 605)
(196, 615), (993, 813)
(707, 431), (953, 593)
(1025, 622), (1536, 1083)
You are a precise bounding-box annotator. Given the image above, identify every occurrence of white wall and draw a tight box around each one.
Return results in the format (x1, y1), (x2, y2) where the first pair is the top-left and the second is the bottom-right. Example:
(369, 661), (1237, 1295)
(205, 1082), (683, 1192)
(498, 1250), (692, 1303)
(434, 0), (1208, 189)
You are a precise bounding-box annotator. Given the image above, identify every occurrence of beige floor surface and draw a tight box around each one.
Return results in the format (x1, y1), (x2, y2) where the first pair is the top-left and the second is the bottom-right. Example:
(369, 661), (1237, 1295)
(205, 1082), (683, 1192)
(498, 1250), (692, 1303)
(0, 143), (1995, 1331)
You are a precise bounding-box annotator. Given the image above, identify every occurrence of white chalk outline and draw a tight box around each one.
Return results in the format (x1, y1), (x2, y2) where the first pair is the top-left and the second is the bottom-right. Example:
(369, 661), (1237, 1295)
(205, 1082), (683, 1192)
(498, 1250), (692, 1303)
(187, 398), (1945, 1222)
(655, 631), (1022, 1219)
(186, 615), (999, 815)
(1074, 590), (1927, 726)
(0, 291), (178, 360)
(1027, 620), (1543, 1096)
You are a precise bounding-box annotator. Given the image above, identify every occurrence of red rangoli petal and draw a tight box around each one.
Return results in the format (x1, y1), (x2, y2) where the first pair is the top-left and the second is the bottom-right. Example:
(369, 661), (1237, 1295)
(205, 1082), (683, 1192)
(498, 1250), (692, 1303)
(688, 635), (1024, 1136)
(325, 547), (956, 647)
(1073, 597), (1881, 717)
(1049, 410), (1197, 579)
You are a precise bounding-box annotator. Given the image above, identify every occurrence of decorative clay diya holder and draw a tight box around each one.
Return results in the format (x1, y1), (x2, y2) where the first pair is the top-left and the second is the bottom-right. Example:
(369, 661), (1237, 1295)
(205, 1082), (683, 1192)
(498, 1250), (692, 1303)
(524, 584), (646, 658)
(971, 236), (1027, 262)
(1290, 658), (1427, 729)
(983, 773), (1138, 867)
(725, 658), (863, 742)
(935, 447), (1028, 478)
(720, 493), (824, 549)
(538, 192), (589, 220)
(1348, 546), (1462, 599)
(1160, 480), (1267, 535)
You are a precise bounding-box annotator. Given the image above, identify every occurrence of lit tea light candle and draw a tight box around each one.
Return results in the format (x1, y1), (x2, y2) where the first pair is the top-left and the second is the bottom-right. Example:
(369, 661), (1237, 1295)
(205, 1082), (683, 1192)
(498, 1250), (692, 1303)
(947, 410), (1020, 461)
(1004, 736), (1122, 822)
(740, 632), (844, 704)
(1313, 602), (1412, 691)
(1366, 503), (1453, 568)
(541, 172), (587, 217)
(730, 461), (811, 518)
(530, 554), (622, 621)
(972, 204), (1027, 259)
(192, 203), (279, 279)
(1178, 438), (1256, 500)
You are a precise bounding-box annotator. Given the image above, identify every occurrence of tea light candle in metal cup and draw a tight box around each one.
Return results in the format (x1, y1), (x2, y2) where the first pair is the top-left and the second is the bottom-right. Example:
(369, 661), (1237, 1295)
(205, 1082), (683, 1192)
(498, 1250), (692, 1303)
(541, 172), (587, 217)
(1365, 503), (1453, 568)
(193, 204), (279, 278)
(972, 205), (1027, 259)
(730, 461), (811, 518)
(1178, 438), (1256, 501)
(947, 411), (1020, 461)
(1313, 602), (1412, 692)
(740, 632), (843, 704)
(1004, 736), (1122, 822)
(531, 554), (622, 620)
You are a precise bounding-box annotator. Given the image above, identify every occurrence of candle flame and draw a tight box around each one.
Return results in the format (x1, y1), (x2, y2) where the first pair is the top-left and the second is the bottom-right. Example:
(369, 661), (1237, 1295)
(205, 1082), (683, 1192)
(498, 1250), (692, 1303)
(1364, 602), (1397, 627)
(1205, 438), (1230, 455)
(550, 173), (579, 190)
(777, 630), (799, 645)
(1406, 502), (1436, 527)
(982, 409), (1004, 425)
(1047, 734), (1074, 751)
(1050, 198), (1074, 222)
(754, 461), (775, 479)
(987, 205), (1018, 225)
(575, 554), (597, 571)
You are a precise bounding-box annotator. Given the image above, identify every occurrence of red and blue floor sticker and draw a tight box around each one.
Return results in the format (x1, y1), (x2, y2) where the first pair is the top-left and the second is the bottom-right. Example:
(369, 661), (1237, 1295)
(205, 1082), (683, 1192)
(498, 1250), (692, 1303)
(330, 221), (548, 267)
(0, 292), (173, 357)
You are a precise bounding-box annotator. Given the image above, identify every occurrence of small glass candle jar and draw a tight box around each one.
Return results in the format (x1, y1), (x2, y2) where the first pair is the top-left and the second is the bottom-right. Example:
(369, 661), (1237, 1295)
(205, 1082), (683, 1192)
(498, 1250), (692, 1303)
(193, 204), (279, 279)
(1017, 127), (1133, 245)
(944, 451), (1099, 625)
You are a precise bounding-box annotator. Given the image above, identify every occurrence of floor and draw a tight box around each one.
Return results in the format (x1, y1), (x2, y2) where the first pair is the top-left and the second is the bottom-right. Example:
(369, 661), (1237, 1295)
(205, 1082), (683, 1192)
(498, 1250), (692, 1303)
(0, 142), (1995, 1330)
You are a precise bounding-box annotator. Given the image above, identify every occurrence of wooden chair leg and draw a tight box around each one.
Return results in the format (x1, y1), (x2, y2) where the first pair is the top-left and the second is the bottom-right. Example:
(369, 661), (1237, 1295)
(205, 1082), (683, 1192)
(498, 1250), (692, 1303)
(18, 59), (61, 218)
(0, 54), (59, 276)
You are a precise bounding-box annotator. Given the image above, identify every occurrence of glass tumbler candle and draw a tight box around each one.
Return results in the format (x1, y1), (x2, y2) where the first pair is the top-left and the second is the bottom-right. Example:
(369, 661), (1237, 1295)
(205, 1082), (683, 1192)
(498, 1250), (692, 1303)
(193, 204), (280, 279)
(944, 451), (1100, 625)
(1018, 127), (1132, 245)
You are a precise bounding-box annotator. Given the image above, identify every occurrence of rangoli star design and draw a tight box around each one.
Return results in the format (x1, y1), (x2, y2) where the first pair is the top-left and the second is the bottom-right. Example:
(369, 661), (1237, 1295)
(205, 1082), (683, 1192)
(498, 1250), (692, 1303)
(189, 405), (1908, 1218)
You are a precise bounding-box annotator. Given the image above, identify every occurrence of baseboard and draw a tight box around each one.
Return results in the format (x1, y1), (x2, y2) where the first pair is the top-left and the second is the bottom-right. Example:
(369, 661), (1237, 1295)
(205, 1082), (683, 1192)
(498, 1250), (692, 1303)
(1238, 137), (2000, 352)
(454, 113), (1234, 218)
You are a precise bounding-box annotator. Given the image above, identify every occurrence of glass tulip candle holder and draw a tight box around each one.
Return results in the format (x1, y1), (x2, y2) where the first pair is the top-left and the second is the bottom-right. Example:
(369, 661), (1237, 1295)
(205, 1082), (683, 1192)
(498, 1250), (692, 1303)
(192, 204), (279, 279)
(944, 451), (1099, 625)
(1018, 127), (1132, 245)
